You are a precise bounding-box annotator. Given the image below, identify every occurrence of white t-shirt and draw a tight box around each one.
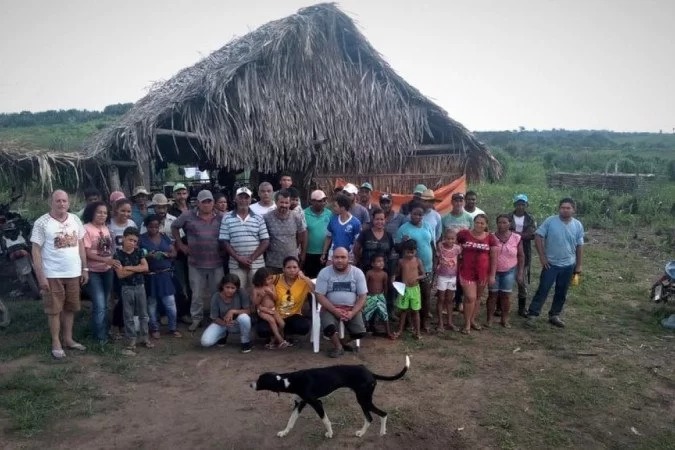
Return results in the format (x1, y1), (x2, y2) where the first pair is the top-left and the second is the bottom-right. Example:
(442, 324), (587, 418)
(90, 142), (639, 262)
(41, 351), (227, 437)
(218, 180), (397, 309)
(140, 213), (178, 238)
(250, 202), (276, 216)
(513, 215), (525, 233)
(31, 213), (85, 278)
(465, 207), (485, 219)
(109, 219), (137, 250)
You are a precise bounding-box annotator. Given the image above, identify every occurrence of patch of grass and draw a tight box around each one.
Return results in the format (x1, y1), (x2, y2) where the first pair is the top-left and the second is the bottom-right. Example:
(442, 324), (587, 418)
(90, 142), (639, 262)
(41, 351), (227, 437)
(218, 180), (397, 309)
(452, 358), (475, 378)
(0, 300), (51, 362)
(0, 365), (105, 437)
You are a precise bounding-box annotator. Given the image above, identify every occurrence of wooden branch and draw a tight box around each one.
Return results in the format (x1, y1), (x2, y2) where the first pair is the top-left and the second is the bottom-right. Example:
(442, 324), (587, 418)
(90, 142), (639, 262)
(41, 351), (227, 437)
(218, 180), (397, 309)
(155, 128), (200, 139)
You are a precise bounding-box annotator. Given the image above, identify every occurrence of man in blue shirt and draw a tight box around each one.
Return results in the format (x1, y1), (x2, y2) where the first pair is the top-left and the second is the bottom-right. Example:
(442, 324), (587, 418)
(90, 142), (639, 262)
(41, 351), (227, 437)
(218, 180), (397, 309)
(527, 198), (584, 327)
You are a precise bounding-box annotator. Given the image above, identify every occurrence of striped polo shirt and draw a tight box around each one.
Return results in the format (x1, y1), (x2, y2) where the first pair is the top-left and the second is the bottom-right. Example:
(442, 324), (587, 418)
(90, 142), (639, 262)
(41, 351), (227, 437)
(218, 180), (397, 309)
(171, 210), (222, 269)
(219, 210), (269, 271)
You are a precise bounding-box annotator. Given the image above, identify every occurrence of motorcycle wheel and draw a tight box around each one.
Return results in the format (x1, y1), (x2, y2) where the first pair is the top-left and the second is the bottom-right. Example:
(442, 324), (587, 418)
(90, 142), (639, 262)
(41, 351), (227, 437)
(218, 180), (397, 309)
(27, 272), (41, 300)
(0, 299), (9, 328)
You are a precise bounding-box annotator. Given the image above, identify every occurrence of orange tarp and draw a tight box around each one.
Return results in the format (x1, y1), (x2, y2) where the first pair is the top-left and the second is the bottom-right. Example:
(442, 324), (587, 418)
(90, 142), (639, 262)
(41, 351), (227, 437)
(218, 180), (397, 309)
(334, 175), (466, 215)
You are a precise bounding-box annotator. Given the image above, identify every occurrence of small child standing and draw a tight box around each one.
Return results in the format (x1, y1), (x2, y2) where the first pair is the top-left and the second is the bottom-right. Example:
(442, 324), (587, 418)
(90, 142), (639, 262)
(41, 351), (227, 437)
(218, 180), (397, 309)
(393, 239), (425, 340)
(113, 227), (152, 356)
(436, 228), (462, 332)
(252, 268), (289, 349)
(364, 253), (392, 338)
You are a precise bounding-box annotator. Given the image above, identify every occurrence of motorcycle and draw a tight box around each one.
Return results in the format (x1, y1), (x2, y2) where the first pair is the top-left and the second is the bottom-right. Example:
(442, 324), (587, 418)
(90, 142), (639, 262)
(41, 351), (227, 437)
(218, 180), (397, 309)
(0, 192), (40, 299)
(650, 260), (675, 304)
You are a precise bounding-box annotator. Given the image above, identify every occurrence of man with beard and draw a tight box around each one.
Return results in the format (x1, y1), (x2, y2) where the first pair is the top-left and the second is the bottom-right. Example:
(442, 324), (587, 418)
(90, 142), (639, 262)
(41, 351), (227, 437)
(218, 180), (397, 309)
(357, 182), (375, 216)
(171, 190), (223, 331)
(315, 247), (368, 358)
(250, 182), (276, 216)
(464, 191), (485, 219)
(341, 183), (370, 230)
(264, 189), (307, 274)
(220, 187), (269, 289)
(527, 198), (584, 328)
(141, 194), (177, 235)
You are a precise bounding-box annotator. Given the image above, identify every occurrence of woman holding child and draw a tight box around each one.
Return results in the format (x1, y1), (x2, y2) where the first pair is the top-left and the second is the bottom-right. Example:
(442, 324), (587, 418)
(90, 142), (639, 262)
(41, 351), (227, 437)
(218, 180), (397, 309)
(486, 214), (524, 328)
(255, 256), (315, 345)
(457, 214), (499, 334)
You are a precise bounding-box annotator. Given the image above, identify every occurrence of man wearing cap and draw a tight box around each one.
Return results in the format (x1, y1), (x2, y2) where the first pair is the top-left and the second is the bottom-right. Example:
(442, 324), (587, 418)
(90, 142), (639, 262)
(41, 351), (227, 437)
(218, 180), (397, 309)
(508, 194), (537, 316)
(264, 189), (307, 273)
(419, 189), (443, 242)
(442, 193), (474, 231)
(130, 186), (150, 226)
(401, 184), (427, 216)
(171, 190), (224, 331)
(168, 183), (190, 218)
(219, 187), (269, 289)
(358, 182), (374, 214)
(464, 191), (485, 219)
(342, 183), (371, 230)
(140, 194), (178, 235)
(250, 182), (276, 216)
(303, 190), (332, 278)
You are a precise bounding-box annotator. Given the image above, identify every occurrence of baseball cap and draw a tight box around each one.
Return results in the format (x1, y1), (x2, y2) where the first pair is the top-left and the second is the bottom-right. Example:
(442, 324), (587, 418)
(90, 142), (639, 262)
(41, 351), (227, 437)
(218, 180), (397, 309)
(310, 190), (327, 201)
(236, 187), (252, 196)
(514, 194), (529, 204)
(109, 191), (125, 203)
(413, 184), (427, 195)
(342, 183), (359, 195)
(451, 192), (465, 200)
(379, 193), (392, 202)
(360, 182), (373, 191)
(132, 186), (150, 197)
(196, 190), (214, 202)
(172, 182), (187, 192)
(151, 193), (170, 206)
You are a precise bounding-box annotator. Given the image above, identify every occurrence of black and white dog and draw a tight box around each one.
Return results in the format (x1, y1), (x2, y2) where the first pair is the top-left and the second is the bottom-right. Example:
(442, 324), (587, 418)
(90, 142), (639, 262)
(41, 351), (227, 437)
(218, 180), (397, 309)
(250, 355), (410, 438)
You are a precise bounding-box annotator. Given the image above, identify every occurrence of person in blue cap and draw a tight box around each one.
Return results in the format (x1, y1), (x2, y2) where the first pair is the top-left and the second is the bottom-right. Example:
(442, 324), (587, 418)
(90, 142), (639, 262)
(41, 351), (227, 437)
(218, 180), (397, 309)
(507, 194), (537, 317)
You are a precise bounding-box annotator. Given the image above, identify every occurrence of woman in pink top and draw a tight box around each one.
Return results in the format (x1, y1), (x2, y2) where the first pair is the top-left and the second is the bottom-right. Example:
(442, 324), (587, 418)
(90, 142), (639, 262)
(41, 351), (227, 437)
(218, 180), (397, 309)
(83, 201), (118, 343)
(487, 214), (524, 328)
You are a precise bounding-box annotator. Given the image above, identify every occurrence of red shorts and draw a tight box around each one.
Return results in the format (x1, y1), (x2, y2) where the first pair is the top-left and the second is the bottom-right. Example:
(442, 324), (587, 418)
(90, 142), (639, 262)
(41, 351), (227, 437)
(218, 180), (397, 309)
(458, 265), (489, 284)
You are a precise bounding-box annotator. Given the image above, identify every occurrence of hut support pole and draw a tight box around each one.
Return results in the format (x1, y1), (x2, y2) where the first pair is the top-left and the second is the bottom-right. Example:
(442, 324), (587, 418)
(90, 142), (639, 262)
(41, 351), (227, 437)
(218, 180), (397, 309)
(108, 165), (121, 192)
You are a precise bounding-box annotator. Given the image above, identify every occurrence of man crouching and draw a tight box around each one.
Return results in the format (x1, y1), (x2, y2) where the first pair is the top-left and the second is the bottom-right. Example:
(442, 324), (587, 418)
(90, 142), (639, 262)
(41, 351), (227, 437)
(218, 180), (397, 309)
(315, 247), (367, 358)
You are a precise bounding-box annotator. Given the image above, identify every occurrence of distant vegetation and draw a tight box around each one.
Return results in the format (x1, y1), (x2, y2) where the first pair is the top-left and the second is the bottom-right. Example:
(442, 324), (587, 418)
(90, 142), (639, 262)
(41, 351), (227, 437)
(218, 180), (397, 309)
(0, 103), (132, 128)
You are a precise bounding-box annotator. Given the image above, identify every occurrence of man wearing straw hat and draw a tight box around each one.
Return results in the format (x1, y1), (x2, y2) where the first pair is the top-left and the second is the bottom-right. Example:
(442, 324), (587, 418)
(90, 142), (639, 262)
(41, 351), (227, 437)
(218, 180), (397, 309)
(140, 194), (178, 235)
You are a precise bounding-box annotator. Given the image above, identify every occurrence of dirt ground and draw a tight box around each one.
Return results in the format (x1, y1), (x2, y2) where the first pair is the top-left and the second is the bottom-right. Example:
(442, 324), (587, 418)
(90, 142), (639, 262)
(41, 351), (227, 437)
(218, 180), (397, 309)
(1, 231), (674, 449)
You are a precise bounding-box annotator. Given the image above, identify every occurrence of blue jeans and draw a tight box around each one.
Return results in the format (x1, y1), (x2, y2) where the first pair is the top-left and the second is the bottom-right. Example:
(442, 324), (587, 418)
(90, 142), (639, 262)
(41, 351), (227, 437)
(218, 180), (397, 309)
(489, 267), (517, 293)
(527, 264), (575, 318)
(86, 270), (113, 341)
(148, 295), (178, 332)
(200, 314), (251, 347)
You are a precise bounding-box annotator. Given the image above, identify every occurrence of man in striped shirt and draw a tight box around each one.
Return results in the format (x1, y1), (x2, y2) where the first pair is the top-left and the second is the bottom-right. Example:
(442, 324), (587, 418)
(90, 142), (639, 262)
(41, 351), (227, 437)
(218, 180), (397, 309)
(219, 187), (270, 289)
(171, 190), (224, 331)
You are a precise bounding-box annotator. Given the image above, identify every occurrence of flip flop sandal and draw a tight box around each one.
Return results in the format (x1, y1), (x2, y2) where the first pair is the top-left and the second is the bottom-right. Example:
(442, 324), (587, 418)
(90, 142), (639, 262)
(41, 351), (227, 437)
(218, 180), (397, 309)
(170, 331), (182, 338)
(278, 340), (290, 349)
(264, 343), (276, 350)
(142, 341), (155, 348)
(471, 324), (483, 331)
(51, 349), (66, 359)
(460, 329), (470, 335)
(65, 343), (86, 351)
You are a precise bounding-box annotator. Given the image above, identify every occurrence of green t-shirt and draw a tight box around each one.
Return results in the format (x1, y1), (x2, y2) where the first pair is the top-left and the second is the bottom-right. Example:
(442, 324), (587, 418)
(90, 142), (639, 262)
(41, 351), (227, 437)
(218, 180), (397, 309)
(442, 211), (474, 231)
(304, 206), (333, 255)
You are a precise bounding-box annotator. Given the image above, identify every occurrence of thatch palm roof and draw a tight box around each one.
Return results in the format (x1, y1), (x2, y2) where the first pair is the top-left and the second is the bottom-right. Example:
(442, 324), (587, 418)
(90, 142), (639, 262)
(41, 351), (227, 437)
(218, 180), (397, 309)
(88, 2), (500, 180)
(0, 140), (88, 191)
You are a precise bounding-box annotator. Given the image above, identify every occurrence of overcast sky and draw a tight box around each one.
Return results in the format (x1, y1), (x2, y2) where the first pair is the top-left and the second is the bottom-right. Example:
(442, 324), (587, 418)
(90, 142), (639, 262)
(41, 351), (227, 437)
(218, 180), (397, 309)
(1, 0), (673, 132)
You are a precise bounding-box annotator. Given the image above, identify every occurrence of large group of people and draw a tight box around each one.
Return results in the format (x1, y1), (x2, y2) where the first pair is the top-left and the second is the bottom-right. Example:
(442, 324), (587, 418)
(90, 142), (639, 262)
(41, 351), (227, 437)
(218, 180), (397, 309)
(29, 176), (585, 359)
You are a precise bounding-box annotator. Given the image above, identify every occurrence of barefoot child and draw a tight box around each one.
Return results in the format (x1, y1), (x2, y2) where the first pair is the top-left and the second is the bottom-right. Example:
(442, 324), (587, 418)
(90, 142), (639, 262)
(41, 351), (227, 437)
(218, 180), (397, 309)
(364, 253), (392, 337)
(252, 268), (289, 349)
(436, 228), (462, 332)
(113, 227), (152, 356)
(393, 239), (425, 339)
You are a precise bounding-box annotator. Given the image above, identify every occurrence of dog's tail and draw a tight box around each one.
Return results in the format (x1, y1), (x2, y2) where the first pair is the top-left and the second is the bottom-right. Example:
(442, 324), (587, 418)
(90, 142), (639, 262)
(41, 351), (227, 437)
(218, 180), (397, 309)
(373, 355), (410, 381)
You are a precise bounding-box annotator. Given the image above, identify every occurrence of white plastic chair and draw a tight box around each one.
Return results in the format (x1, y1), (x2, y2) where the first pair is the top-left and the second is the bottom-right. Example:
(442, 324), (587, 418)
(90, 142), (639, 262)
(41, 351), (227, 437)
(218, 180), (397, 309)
(310, 292), (360, 353)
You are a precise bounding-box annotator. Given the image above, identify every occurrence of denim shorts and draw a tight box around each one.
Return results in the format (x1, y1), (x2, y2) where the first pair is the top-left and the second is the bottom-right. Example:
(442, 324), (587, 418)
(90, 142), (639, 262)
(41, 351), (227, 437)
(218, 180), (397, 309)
(489, 267), (516, 293)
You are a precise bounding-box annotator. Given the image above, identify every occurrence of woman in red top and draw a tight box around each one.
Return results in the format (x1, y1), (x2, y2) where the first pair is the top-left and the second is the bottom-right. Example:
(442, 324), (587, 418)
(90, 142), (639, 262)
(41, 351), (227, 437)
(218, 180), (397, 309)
(457, 214), (498, 334)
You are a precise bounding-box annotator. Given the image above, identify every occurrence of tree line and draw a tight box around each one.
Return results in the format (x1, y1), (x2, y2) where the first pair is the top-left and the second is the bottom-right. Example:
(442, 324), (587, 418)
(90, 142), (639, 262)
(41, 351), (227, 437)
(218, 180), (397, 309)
(0, 103), (133, 128)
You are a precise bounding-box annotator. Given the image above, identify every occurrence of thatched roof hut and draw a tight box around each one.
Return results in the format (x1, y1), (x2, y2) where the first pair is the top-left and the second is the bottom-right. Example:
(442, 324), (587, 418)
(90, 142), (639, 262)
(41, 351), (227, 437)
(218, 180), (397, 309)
(88, 3), (499, 192)
(0, 140), (89, 191)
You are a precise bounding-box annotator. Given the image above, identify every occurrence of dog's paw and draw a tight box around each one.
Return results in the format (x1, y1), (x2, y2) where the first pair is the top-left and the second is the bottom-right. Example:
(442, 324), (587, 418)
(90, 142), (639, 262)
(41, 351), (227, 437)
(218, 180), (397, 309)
(325, 431), (333, 439)
(379, 429), (387, 436)
(277, 430), (289, 438)
(355, 430), (366, 437)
